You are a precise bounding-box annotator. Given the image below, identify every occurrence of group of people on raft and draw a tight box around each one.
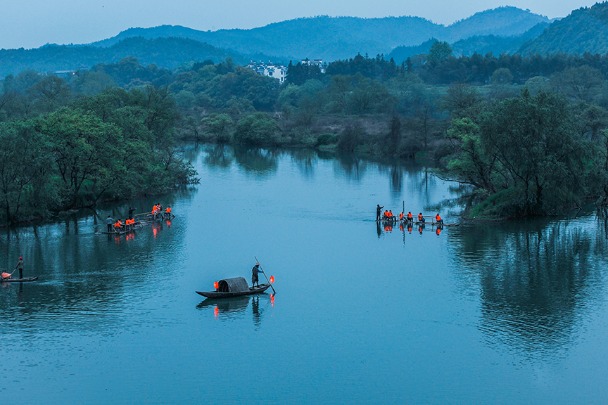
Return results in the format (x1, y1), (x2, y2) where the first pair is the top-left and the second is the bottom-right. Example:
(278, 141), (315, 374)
(375, 204), (443, 225)
(105, 204), (173, 233)
(151, 203), (172, 220)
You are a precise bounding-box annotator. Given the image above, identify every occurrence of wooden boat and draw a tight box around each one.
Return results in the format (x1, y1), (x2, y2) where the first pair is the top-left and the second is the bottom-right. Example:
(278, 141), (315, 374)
(196, 277), (270, 298)
(1, 276), (39, 283)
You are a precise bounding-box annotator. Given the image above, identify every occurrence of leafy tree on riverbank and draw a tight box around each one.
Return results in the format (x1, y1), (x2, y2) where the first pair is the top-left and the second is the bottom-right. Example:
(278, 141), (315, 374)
(445, 90), (593, 217)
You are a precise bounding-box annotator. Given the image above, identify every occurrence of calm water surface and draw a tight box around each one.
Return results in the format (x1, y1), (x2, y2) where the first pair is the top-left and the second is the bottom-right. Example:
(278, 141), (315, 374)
(1, 145), (608, 404)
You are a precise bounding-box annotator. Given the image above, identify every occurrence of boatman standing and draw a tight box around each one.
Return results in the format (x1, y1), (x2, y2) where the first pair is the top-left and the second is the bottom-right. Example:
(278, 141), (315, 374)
(376, 204), (384, 221)
(106, 215), (114, 233)
(15, 256), (23, 279)
(251, 263), (263, 288)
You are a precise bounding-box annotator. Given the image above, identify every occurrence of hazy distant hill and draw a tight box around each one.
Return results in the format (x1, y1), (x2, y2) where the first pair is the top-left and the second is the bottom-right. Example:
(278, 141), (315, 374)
(451, 22), (550, 57)
(446, 6), (550, 40)
(91, 7), (548, 61)
(519, 2), (608, 55)
(388, 22), (550, 63)
(92, 16), (442, 61)
(0, 7), (558, 78)
(0, 37), (243, 78)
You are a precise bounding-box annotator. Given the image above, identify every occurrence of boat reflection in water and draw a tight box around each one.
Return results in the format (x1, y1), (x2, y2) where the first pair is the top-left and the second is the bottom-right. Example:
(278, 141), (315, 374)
(197, 294), (274, 327)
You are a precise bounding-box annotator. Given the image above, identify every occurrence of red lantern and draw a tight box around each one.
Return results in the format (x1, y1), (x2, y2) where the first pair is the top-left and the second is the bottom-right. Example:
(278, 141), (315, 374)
(269, 275), (275, 284)
(213, 281), (219, 290)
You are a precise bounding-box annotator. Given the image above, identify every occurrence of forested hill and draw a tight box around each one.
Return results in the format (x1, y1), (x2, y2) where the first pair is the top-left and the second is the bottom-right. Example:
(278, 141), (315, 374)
(91, 7), (548, 61)
(0, 37), (248, 79)
(446, 6), (550, 40)
(520, 2), (608, 55)
(389, 22), (549, 62)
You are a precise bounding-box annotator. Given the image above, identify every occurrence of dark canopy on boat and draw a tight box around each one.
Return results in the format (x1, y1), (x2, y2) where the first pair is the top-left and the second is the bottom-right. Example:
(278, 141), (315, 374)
(216, 277), (249, 293)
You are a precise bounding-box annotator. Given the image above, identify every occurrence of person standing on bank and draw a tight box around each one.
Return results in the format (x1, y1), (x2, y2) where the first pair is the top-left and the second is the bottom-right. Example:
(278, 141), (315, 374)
(15, 256), (23, 279)
(251, 263), (263, 288)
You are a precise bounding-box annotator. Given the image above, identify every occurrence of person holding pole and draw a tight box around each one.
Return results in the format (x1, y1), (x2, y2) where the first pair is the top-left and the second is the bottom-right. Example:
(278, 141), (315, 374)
(15, 256), (24, 279)
(251, 263), (263, 288)
(376, 204), (384, 221)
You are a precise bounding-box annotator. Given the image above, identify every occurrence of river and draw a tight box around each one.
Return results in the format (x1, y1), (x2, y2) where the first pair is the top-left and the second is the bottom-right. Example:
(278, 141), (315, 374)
(1, 144), (607, 404)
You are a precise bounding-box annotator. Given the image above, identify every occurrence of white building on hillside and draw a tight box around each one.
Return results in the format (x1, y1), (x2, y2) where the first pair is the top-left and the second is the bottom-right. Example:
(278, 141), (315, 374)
(247, 61), (287, 83)
(301, 58), (326, 73)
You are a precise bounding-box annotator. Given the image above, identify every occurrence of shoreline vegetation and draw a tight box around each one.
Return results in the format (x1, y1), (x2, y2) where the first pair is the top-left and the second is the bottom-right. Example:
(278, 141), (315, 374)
(3, 44), (608, 225)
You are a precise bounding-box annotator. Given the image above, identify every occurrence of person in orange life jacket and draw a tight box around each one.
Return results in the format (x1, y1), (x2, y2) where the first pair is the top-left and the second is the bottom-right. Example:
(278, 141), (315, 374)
(164, 206), (172, 219)
(435, 213), (443, 225)
(418, 212), (425, 223)
(399, 212), (404, 221)
(407, 211), (413, 221)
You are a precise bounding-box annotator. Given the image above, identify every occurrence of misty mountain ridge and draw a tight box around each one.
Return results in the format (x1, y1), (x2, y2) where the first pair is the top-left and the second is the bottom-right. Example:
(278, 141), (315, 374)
(1, 5), (607, 78)
(91, 6), (549, 61)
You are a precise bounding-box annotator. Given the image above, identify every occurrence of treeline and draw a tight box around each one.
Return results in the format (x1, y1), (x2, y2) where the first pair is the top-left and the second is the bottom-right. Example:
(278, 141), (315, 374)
(0, 78), (197, 225)
(5, 45), (608, 219)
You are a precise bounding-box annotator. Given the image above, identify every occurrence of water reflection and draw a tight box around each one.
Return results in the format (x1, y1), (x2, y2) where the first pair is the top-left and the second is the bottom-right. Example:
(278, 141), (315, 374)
(233, 146), (279, 176)
(375, 220), (443, 238)
(290, 149), (317, 179)
(0, 213), (181, 333)
(333, 153), (367, 182)
(202, 144), (234, 168)
(196, 294), (273, 327)
(450, 219), (608, 356)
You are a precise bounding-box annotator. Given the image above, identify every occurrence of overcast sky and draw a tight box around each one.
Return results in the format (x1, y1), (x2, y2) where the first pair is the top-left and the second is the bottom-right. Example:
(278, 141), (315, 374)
(0, 0), (600, 50)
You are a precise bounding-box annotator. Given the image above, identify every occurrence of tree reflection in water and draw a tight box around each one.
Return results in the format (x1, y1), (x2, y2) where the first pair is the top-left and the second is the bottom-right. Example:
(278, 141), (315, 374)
(449, 218), (608, 357)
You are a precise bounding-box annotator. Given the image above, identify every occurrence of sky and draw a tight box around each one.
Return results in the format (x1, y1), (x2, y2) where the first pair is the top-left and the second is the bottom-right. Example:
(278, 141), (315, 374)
(0, 0), (601, 50)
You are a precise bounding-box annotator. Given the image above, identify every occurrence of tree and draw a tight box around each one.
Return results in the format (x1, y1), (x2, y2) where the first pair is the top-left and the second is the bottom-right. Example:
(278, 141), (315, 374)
(550, 65), (604, 103)
(480, 91), (590, 215)
(0, 121), (55, 224)
(442, 84), (481, 119)
(37, 108), (125, 208)
(386, 115), (402, 154)
(202, 113), (234, 142)
(445, 117), (497, 192)
(490, 68), (513, 85)
(234, 113), (280, 146)
(426, 41), (452, 66)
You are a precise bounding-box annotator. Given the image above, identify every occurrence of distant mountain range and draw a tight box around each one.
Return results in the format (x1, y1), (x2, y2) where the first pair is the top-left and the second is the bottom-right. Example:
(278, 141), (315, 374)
(90, 7), (549, 61)
(0, 4), (607, 78)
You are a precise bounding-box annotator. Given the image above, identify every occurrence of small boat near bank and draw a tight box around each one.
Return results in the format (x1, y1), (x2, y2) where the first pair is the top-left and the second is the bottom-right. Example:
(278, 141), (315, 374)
(196, 277), (271, 299)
